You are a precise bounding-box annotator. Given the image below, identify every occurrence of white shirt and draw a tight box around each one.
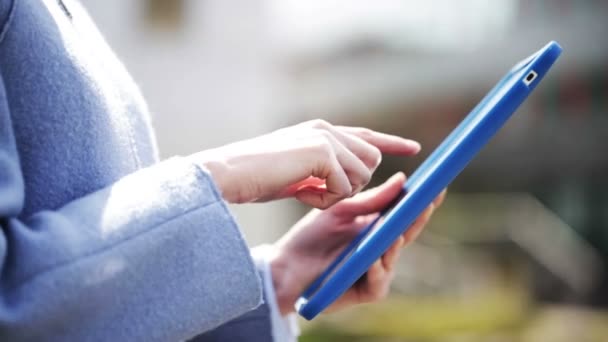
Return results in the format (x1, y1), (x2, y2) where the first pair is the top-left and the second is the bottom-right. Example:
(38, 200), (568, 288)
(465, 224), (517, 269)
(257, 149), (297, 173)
(251, 245), (301, 342)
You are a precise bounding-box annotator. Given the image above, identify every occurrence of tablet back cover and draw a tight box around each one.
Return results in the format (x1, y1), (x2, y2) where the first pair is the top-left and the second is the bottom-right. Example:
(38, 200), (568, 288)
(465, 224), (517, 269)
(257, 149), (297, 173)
(297, 41), (562, 320)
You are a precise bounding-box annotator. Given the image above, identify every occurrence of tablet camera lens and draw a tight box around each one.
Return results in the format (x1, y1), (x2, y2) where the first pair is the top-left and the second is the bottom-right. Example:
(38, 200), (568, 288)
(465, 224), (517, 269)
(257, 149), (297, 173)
(524, 70), (538, 85)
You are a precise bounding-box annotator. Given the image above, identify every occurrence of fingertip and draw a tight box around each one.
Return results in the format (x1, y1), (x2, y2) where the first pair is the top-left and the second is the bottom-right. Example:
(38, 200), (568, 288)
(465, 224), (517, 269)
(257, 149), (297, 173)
(427, 202), (436, 218)
(397, 235), (405, 248)
(388, 236), (405, 251)
(429, 201), (436, 212)
(407, 140), (422, 154)
(384, 172), (406, 192)
(368, 259), (383, 280)
(392, 171), (406, 183)
(388, 139), (421, 156)
(434, 188), (448, 207)
(403, 205), (432, 243)
(383, 239), (403, 269)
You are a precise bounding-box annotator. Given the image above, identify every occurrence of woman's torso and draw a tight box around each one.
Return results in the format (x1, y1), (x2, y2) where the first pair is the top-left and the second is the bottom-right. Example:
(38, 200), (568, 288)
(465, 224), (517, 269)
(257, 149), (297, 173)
(0, 0), (158, 217)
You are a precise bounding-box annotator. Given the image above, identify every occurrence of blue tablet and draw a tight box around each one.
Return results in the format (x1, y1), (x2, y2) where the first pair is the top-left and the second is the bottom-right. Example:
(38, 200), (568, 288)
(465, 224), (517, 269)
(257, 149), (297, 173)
(296, 41), (562, 320)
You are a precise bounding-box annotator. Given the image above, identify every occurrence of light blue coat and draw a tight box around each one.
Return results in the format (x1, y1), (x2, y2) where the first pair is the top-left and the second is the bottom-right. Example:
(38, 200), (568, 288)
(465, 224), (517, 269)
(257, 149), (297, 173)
(0, 0), (272, 340)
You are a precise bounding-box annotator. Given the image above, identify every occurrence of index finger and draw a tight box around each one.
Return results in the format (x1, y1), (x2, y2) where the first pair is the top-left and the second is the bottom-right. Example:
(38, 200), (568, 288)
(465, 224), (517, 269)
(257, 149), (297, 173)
(336, 126), (421, 156)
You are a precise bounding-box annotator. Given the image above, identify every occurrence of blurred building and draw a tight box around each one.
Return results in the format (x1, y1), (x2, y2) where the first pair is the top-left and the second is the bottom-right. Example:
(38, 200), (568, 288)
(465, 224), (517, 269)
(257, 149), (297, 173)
(80, 0), (608, 340)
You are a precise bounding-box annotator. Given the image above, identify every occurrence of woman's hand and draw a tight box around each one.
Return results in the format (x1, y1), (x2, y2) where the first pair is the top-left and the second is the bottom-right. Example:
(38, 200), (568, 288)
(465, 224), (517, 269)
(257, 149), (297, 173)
(267, 172), (446, 315)
(195, 120), (420, 209)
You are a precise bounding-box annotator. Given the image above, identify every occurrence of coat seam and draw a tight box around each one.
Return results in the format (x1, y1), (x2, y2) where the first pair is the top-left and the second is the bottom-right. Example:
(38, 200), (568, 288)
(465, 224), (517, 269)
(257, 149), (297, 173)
(0, 0), (16, 46)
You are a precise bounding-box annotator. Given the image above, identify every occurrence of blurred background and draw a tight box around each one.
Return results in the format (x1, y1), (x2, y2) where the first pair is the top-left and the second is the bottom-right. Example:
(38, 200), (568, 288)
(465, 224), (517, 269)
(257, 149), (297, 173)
(80, 0), (608, 341)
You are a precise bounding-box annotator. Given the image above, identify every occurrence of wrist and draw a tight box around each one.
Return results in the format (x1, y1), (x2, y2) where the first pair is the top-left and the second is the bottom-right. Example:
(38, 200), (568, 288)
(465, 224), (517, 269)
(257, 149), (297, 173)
(269, 250), (298, 315)
(193, 150), (238, 203)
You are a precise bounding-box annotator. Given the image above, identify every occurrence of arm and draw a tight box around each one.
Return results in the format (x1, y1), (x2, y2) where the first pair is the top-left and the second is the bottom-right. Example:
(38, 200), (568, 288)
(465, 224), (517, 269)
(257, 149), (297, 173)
(190, 177), (445, 342)
(0, 73), (262, 341)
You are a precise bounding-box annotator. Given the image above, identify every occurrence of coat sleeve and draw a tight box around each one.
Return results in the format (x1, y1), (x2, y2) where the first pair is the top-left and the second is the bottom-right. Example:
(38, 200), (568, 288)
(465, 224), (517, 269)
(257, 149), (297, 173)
(189, 246), (301, 342)
(0, 70), (262, 341)
(189, 274), (274, 342)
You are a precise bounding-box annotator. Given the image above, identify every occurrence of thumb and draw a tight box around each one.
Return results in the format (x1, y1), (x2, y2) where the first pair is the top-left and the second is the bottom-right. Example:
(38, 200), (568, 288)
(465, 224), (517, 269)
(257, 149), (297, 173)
(333, 172), (406, 216)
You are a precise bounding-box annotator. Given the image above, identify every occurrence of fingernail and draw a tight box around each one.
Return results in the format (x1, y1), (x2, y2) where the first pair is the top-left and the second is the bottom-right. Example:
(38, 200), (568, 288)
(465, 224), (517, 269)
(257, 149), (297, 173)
(408, 140), (422, 153)
(398, 236), (405, 247)
(391, 171), (406, 182)
(423, 203), (435, 220)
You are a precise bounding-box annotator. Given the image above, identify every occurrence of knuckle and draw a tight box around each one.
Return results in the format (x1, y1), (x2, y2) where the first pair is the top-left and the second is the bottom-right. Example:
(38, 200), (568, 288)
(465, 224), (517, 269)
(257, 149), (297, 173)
(378, 288), (389, 300)
(370, 148), (382, 168)
(318, 129), (334, 141)
(361, 168), (372, 185)
(372, 285), (390, 301)
(312, 136), (334, 156)
(309, 119), (331, 129)
(368, 289), (384, 302)
(356, 127), (373, 139)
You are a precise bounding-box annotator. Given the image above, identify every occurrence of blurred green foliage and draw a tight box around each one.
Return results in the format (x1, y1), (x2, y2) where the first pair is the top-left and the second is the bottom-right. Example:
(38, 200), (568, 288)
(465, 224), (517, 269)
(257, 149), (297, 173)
(300, 287), (608, 341)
